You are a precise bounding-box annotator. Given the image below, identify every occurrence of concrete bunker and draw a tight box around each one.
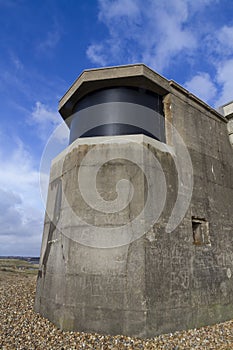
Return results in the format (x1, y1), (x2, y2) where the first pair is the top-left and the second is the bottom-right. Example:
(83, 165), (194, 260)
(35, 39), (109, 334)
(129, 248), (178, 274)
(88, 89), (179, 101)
(35, 64), (233, 337)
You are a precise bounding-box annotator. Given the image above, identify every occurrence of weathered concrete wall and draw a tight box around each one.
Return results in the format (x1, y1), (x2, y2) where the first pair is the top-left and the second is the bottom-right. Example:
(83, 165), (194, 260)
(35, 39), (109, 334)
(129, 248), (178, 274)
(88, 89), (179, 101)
(35, 116), (233, 337)
(35, 135), (178, 336)
(35, 64), (233, 337)
(144, 93), (233, 336)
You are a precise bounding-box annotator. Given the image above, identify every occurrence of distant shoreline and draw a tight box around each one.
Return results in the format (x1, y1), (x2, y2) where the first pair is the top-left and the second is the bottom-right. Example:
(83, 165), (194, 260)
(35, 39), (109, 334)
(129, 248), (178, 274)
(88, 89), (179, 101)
(0, 256), (40, 264)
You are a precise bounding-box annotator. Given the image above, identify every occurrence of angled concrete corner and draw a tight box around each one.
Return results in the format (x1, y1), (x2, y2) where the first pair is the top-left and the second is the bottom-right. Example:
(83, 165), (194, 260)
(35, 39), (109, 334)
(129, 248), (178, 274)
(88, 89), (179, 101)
(219, 101), (233, 147)
(35, 134), (174, 336)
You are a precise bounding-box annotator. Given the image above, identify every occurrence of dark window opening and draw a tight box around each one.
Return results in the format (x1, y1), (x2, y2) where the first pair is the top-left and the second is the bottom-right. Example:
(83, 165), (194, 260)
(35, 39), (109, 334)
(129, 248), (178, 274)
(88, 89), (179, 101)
(192, 217), (210, 246)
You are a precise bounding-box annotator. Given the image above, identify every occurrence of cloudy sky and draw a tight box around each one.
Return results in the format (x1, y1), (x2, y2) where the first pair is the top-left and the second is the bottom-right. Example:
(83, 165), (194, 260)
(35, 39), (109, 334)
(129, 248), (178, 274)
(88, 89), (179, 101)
(1, 0), (233, 256)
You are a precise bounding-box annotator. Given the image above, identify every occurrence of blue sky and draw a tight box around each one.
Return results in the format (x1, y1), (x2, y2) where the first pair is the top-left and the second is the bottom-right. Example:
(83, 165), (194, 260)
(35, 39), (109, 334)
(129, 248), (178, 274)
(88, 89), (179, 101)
(1, 0), (233, 256)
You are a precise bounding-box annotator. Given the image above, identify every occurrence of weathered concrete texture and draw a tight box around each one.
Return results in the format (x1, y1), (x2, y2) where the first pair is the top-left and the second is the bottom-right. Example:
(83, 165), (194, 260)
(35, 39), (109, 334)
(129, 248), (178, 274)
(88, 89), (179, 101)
(35, 135), (178, 337)
(35, 64), (233, 337)
(35, 131), (233, 337)
(227, 117), (233, 147)
(219, 101), (233, 147)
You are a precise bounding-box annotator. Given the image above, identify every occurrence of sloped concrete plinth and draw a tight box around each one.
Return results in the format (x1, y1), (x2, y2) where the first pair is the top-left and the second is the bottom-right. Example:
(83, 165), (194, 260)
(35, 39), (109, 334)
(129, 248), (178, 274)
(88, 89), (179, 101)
(35, 134), (233, 337)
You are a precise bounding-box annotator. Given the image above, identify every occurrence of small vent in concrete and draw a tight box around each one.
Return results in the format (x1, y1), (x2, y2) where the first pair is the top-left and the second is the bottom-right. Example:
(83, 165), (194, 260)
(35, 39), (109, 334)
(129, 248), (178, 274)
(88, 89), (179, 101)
(192, 217), (210, 246)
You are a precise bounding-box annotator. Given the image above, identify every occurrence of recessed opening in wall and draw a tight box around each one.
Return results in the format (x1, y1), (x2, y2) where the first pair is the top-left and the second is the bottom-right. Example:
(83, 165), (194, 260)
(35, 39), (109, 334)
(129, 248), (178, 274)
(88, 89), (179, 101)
(192, 217), (210, 246)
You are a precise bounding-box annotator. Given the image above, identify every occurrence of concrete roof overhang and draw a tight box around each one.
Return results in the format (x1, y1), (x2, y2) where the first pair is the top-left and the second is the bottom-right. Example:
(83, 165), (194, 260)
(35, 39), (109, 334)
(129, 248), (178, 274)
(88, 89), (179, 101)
(59, 64), (170, 120)
(59, 63), (226, 123)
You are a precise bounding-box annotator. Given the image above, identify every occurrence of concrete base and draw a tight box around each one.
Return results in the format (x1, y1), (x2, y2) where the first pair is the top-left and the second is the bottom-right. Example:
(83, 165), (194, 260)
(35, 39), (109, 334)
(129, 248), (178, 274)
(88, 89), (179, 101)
(35, 135), (233, 337)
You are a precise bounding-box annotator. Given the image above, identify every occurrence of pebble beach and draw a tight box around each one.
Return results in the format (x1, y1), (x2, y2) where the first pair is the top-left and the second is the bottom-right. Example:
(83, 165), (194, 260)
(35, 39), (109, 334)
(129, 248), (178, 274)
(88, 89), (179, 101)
(1, 272), (233, 350)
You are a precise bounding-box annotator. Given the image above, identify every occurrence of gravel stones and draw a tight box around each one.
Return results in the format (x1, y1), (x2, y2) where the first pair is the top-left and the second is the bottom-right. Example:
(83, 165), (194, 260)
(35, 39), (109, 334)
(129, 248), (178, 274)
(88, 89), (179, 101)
(1, 273), (233, 349)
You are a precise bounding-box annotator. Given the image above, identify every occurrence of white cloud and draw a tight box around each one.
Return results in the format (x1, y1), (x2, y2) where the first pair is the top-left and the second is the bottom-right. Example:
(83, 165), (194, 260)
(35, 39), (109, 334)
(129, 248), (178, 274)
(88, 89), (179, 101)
(86, 0), (214, 72)
(39, 120), (70, 205)
(0, 188), (41, 238)
(98, 0), (140, 22)
(184, 72), (217, 104)
(215, 59), (233, 107)
(29, 101), (69, 208)
(0, 140), (39, 200)
(32, 101), (58, 125)
(30, 101), (69, 144)
(86, 44), (107, 66)
(193, 23), (233, 108)
(0, 189), (22, 234)
(87, 0), (233, 109)
(0, 138), (44, 256)
(37, 24), (61, 52)
(141, 1), (196, 71)
(9, 52), (24, 71)
(0, 101), (69, 256)
(216, 25), (233, 56)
